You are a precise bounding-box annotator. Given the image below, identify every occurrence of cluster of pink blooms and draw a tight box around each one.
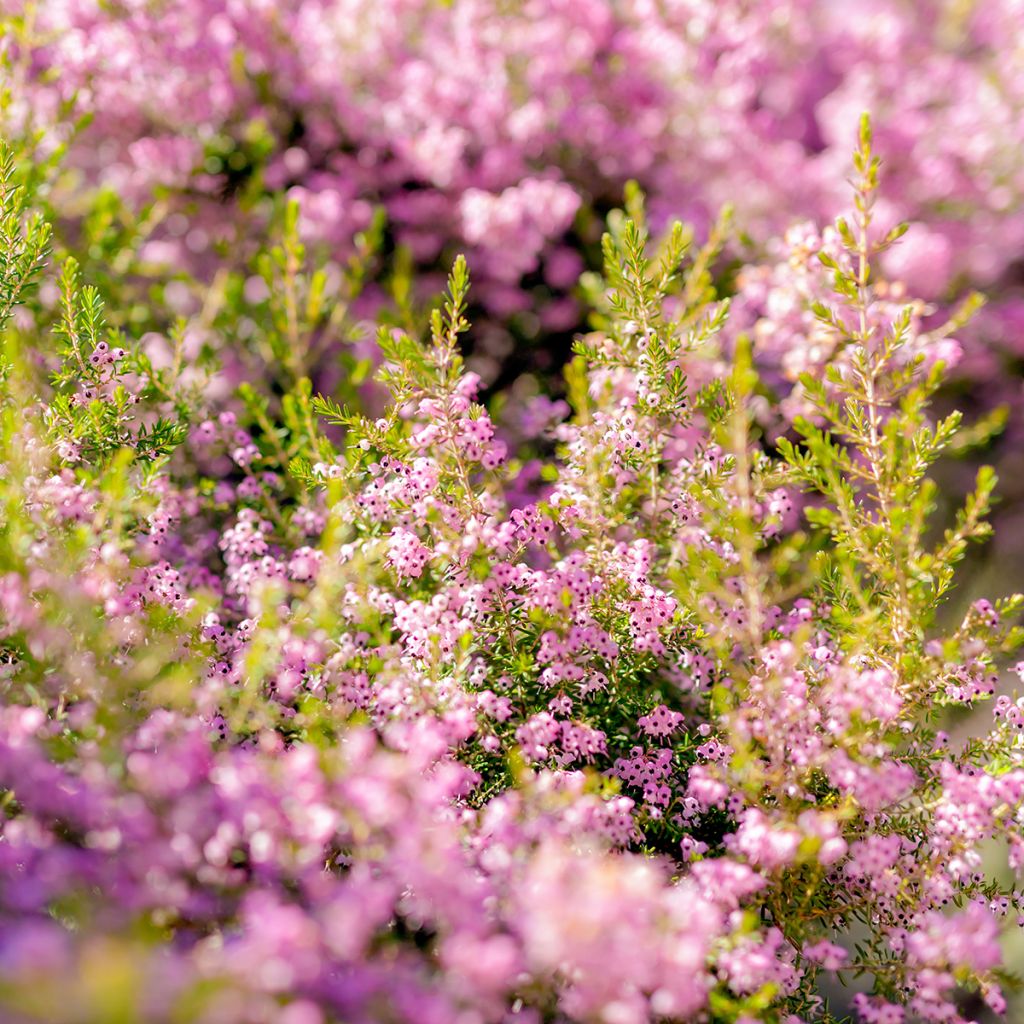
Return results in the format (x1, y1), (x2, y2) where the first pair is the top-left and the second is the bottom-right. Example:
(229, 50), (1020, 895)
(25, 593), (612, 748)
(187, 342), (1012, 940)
(6, 1), (1024, 349)
(2, 197), (1023, 1022)
(3, 5), (1024, 1023)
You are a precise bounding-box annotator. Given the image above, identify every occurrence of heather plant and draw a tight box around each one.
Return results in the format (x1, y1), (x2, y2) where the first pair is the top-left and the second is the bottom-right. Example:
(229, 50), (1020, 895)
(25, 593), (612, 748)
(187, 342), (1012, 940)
(3, 109), (1024, 1024)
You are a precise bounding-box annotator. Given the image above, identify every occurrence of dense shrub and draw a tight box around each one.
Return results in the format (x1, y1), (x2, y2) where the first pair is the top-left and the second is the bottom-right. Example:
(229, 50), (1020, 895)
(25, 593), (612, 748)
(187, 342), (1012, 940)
(1, 88), (1024, 1024)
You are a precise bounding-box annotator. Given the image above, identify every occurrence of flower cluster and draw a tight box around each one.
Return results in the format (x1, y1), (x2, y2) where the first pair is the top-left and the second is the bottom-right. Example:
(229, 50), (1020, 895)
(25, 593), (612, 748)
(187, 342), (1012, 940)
(5, 0), (1024, 381)
(1, 47), (1024, 1024)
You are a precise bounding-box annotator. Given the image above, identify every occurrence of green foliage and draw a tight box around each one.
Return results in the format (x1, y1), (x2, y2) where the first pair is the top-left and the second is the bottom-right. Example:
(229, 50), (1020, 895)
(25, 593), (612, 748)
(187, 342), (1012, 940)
(0, 142), (51, 334)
